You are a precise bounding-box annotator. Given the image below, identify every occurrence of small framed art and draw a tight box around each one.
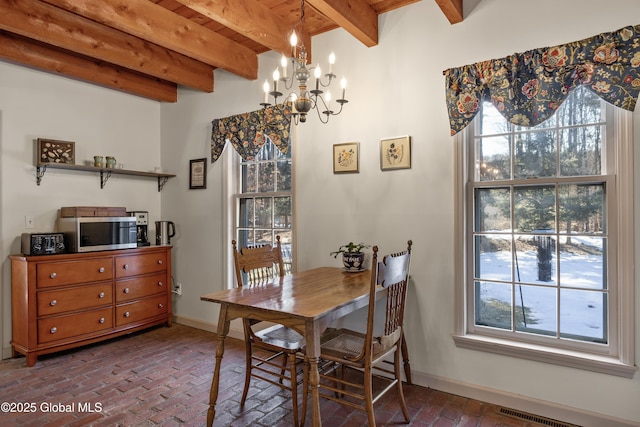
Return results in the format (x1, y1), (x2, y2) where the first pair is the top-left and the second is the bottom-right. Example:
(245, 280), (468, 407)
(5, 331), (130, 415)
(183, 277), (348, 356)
(380, 135), (411, 171)
(189, 158), (207, 189)
(36, 138), (75, 164)
(333, 142), (359, 174)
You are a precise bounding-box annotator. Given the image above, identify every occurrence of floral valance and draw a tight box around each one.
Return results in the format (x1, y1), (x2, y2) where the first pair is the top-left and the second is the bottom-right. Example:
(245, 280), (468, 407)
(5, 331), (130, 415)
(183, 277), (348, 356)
(444, 24), (640, 135)
(211, 104), (291, 162)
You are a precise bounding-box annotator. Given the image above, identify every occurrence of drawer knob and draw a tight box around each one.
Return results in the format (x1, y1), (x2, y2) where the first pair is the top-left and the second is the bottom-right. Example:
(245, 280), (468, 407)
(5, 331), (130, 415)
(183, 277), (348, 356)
(157, 259), (163, 265)
(99, 292), (105, 298)
(50, 299), (57, 306)
(50, 327), (57, 334)
(123, 264), (129, 270)
(99, 317), (105, 324)
(50, 272), (57, 279)
(99, 267), (105, 273)
(158, 281), (163, 287)
(124, 311), (130, 317)
(158, 303), (164, 309)
(124, 287), (130, 294)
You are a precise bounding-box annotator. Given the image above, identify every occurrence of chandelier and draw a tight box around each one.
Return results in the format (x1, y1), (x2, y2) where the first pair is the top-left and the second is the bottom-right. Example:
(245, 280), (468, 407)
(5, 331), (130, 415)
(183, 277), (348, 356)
(260, 0), (348, 124)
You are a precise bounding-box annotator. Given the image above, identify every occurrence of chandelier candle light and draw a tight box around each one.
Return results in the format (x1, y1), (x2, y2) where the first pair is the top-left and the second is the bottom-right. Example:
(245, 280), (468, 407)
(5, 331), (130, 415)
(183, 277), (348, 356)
(260, 0), (348, 124)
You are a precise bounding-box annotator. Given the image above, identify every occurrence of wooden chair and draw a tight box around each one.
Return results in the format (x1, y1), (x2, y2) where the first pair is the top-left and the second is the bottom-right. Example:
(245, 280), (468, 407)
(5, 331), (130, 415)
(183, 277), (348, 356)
(232, 236), (305, 427)
(302, 240), (413, 426)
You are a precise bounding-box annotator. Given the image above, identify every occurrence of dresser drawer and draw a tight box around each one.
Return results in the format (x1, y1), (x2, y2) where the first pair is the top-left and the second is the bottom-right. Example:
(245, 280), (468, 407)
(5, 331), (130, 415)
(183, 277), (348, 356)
(38, 307), (113, 343)
(116, 294), (168, 327)
(115, 252), (167, 278)
(36, 258), (113, 288)
(37, 283), (112, 316)
(115, 273), (167, 302)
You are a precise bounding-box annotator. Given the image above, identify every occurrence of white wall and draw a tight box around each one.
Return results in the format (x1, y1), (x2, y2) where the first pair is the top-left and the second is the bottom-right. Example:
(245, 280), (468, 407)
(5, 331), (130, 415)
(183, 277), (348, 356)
(0, 62), (163, 357)
(1, 0), (639, 425)
(159, 1), (640, 425)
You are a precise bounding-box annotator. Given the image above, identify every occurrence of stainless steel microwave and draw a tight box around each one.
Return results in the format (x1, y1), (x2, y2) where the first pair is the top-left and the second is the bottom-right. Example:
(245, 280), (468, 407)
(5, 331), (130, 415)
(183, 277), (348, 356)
(57, 216), (137, 253)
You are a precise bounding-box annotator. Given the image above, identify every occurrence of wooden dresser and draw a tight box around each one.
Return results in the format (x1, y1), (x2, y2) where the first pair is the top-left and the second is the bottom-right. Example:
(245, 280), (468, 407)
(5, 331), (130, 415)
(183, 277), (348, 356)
(11, 246), (172, 366)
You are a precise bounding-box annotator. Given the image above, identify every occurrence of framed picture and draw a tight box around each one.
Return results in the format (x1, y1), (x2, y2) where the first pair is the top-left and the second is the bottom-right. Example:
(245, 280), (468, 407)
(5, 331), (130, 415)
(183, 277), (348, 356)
(189, 158), (207, 189)
(36, 138), (75, 164)
(333, 142), (359, 174)
(380, 135), (411, 171)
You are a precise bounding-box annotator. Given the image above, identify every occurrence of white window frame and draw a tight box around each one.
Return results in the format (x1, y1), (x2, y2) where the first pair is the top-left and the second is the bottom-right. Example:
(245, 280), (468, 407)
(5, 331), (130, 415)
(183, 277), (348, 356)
(452, 101), (636, 378)
(222, 133), (297, 290)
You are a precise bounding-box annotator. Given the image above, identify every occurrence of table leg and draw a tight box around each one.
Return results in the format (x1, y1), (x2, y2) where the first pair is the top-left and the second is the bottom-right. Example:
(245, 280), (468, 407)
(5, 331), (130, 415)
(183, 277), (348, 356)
(306, 322), (322, 427)
(207, 305), (230, 427)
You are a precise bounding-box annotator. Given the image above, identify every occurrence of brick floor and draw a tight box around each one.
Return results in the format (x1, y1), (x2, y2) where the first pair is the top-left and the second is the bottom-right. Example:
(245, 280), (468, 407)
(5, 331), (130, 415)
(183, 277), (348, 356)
(0, 324), (563, 426)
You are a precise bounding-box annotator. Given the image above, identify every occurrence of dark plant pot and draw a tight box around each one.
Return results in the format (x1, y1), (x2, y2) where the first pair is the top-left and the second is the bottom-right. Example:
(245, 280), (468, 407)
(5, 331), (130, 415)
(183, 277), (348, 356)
(342, 252), (365, 271)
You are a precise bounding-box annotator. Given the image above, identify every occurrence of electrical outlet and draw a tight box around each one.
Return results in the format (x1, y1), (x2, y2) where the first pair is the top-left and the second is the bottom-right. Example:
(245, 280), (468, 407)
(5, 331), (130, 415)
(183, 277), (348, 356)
(175, 282), (183, 296)
(25, 215), (35, 229)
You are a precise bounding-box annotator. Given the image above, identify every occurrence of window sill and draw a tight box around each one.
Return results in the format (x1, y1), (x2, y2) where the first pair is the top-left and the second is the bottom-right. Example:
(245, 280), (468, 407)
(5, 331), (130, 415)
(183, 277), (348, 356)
(452, 334), (637, 378)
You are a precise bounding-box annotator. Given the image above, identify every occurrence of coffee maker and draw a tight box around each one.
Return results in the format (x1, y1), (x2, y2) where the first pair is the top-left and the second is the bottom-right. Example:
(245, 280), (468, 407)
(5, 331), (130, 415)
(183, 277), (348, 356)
(127, 211), (150, 246)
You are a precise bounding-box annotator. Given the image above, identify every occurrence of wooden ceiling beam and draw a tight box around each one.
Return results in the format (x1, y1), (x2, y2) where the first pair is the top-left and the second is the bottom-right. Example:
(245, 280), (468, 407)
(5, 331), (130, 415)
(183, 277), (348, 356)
(435, 0), (463, 24)
(174, 0), (293, 56)
(41, 0), (258, 80)
(0, 0), (213, 92)
(0, 30), (177, 102)
(307, 0), (378, 47)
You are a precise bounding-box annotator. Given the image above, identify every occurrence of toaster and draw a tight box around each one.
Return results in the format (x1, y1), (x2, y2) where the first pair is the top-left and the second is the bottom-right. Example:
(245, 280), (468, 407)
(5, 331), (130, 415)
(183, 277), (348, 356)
(21, 233), (66, 255)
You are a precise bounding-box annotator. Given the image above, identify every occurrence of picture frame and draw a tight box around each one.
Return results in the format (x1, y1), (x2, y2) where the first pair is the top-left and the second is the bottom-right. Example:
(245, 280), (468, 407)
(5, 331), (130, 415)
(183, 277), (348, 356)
(333, 142), (360, 174)
(36, 138), (75, 165)
(380, 135), (411, 171)
(189, 158), (207, 189)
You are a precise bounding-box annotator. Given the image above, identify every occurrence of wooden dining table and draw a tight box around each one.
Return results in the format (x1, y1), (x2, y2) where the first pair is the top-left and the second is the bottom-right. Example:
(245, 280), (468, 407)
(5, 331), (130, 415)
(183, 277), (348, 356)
(200, 266), (376, 427)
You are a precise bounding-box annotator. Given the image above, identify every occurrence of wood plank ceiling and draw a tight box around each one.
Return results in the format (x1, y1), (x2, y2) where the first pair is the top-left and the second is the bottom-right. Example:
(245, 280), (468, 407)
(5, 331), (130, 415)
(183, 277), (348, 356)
(0, 0), (463, 102)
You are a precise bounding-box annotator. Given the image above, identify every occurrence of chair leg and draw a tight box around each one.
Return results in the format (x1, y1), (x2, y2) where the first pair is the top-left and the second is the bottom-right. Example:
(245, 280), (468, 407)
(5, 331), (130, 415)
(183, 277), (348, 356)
(240, 338), (252, 407)
(401, 333), (412, 385)
(289, 353), (299, 427)
(363, 364), (376, 427)
(394, 345), (410, 423)
(300, 360), (308, 427)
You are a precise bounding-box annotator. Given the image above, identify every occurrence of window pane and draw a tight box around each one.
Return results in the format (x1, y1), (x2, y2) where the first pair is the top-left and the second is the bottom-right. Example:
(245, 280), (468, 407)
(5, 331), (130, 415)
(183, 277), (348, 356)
(254, 197), (273, 228)
(237, 229), (253, 248)
(557, 87), (602, 127)
(560, 289), (607, 343)
(559, 125), (602, 176)
(258, 162), (275, 192)
(255, 230), (273, 245)
(515, 284), (557, 336)
(559, 237), (605, 290)
(514, 130), (557, 178)
(480, 102), (510, 135)
(242, 163), (257, 193)
(514, 186), (556, 232)
(274, 197), (291, 229)
(475, 281), (512, 330)
(475, 235), (511, 281)
(558, 184), (604, 234)
(238, 198), (254, 228)
(477, 136), (510, 181)
(475, 188), (510, 232)
(277, 160), (291, 191)
(514, 234), (557, 284)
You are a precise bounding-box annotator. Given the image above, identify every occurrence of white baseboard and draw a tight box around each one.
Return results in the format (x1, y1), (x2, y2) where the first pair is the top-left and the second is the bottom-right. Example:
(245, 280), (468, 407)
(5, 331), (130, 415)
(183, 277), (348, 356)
(2, 346), (13, 360)
(172, 314), (245, 341)
(412, 371), (639, 427)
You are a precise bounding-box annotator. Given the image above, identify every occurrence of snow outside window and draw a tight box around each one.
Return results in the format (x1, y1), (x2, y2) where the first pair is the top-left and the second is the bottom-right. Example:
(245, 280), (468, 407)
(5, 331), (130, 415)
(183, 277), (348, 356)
(453, 87), (636, 378)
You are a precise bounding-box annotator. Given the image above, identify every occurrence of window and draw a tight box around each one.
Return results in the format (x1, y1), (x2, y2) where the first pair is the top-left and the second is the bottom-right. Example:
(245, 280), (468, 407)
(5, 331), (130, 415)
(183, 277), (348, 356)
(234, 138), (293, 273)
(453, 87), (636, 377)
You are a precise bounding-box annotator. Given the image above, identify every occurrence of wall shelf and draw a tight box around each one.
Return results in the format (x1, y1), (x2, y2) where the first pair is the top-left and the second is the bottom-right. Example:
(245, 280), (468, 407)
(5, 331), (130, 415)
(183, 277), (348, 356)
(35, 162), (176, 191)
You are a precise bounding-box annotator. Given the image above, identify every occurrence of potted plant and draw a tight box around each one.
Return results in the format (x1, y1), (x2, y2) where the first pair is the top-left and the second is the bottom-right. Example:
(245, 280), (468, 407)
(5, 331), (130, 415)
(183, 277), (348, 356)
(330, 242), (371, 271)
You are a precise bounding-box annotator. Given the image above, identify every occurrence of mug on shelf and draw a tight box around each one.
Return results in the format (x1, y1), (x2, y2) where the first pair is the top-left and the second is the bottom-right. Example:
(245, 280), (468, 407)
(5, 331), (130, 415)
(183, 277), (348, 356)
(93, 156), (103, 167)
(106, 156), (116, 168)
